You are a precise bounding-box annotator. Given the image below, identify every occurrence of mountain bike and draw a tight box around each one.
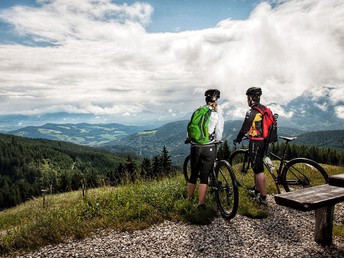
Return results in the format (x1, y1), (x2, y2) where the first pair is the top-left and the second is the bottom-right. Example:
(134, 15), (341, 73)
(183, 141), (239, 220)
(228, 136), (328, 194)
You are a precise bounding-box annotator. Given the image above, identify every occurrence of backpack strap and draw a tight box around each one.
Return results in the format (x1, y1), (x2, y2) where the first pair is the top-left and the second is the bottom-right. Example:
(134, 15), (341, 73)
(249, 105), (265, 141)
(252, 105), (265, 114)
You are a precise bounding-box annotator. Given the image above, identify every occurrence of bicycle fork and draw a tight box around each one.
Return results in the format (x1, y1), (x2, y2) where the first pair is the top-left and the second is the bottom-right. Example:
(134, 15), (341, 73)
(264, 161), (283, 194)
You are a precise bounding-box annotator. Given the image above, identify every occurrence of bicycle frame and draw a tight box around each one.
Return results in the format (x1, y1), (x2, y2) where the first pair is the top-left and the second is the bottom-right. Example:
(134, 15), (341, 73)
(230, 136), (328, 196)
(265, 150), (285, 194)
(233, 136), (297, 194)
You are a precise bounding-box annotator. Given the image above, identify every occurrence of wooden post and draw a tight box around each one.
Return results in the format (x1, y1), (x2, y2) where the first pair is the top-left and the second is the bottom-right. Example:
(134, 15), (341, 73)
(82, 178), (86, 198)
(41, 189), (47, 208)
(314, 206), (334, 245)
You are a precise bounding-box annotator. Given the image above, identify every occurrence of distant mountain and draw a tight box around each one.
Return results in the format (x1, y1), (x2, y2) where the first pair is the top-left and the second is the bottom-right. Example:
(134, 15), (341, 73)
(293, 130), (344, 150)
(280, 89), (344, 131)
(5, 118), (342, 165)
(101, 120), (307, 165)
(0, 113), (97, 132)
(9, 123), (149, 146)
(0, 112), (168, 132)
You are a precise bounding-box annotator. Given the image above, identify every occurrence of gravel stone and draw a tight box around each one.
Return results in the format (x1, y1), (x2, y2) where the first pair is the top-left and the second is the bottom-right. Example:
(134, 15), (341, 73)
(19, 196), (344, 257)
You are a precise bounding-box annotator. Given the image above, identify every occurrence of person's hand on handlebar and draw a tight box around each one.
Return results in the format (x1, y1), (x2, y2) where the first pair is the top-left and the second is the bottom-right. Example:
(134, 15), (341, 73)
(184, 138), (191, 144)
(233, 138), (241, 145)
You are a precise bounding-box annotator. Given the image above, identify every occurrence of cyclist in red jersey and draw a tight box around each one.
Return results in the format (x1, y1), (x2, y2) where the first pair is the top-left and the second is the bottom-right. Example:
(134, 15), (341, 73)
(234, 87), (268, 205)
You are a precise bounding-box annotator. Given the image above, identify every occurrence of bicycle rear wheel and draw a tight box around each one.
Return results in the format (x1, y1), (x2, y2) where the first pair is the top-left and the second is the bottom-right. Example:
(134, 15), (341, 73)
(228, 149), (255, 189)
(214, 160), (239, 220)
(183, 155), (191, 183)
(282, 158), (329, 192)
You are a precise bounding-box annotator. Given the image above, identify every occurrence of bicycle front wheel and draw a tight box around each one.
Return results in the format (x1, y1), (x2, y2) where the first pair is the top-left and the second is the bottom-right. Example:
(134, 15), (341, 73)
(183, 155), (191, 183)
(282, 158), (329, 192)
(228, 149), (255, 189)
(214, 160), (239, 220)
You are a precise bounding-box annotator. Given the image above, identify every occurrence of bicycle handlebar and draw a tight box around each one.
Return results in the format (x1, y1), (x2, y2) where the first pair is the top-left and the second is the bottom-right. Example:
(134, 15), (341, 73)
(233, 135), (249, 147)
(233, 135), (297, 147)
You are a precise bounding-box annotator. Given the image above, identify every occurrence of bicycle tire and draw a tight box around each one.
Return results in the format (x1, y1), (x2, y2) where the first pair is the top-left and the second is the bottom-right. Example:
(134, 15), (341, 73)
(183, 155), (191, 183)
(228, 149), (255, 189)
(214, 160), (239, 220)
(282, 158), (329, 192)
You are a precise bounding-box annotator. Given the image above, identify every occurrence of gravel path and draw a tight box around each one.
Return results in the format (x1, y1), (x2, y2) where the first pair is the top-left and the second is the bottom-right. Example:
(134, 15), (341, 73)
(18, 196), (344, 257)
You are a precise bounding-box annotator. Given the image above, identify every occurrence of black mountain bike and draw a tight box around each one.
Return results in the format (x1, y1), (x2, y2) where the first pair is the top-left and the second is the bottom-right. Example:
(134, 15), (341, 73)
(183, 141), (239, 220)
(228, 136), (328, 194)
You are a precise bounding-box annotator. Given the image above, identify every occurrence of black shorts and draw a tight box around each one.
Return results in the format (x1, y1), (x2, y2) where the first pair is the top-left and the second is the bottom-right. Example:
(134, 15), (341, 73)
(249, 140), (266, 174)
(189, 144), (217, 185)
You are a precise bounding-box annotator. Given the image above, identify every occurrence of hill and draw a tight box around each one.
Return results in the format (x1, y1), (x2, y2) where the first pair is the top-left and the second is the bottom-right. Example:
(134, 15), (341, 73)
(0, 133), (134, 210)
(8, 123), (149, 146)
(294, 130), (344, 150)
(5, 120), (343, 165)
(101, 120), (307, 164)
(1, 167), (344, 256)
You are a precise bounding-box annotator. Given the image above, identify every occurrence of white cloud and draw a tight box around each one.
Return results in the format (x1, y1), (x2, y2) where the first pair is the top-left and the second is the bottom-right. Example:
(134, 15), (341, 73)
(0, 0), (343, 124)
(335, 106), (344, 119)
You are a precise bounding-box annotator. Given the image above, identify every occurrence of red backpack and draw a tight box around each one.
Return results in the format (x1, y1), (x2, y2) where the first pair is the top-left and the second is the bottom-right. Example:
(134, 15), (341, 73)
(251, 106), (278, 143)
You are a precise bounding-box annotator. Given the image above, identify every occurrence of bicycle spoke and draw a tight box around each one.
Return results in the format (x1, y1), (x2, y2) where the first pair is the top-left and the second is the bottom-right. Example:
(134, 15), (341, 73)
(228, 150), (255, 189)
(183, 155), (191, 183)
(282, 158), (328, 192)
(215, 160), (238, 220)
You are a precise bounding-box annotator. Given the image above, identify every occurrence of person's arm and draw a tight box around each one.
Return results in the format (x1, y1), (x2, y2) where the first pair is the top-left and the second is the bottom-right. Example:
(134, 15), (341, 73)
(235, 110), (252, 142)
(214, 112), (224, 142)
(208, 110), (224, 142)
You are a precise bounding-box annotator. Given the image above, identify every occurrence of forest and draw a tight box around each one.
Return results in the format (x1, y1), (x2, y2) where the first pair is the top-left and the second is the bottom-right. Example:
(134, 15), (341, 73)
(0, 134), (173, 210)
(0, 133), (343, 210)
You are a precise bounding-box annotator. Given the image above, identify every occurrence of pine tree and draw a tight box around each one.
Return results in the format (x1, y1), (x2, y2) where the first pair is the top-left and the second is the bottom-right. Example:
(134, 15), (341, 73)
(152, 156), (161, 178)
(125, 156), (137, 182)
(160, 146), (172, 175)
(141, 158), (151, 179)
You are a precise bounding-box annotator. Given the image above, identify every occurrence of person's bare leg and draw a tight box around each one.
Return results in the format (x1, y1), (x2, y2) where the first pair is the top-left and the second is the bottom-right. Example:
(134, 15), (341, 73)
(254, 172), (266, 196)
(187, 183), (197, 200)
(198, 183), (208, 205)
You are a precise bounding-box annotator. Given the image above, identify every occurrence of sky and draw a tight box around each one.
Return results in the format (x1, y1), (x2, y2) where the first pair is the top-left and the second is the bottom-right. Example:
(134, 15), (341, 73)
(0, 0), (343, 126)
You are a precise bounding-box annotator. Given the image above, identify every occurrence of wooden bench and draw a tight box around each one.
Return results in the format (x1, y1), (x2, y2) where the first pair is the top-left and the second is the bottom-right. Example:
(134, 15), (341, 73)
(274, 173), (344, 246)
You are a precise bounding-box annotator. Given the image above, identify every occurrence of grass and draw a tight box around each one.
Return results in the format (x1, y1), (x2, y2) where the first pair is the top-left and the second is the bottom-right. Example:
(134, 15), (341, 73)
(1, 166), (343, 255)
(0, 173), (258, 255)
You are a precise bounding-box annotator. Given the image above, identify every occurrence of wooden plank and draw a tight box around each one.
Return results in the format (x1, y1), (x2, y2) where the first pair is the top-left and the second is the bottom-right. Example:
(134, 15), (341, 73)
(274, 184), (344, 211)
(329, 173), (344, 187)
(314, 206), (334, 245)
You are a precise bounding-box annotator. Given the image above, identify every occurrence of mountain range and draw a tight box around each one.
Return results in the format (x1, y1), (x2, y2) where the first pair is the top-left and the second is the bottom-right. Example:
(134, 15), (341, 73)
(100, 120), (313, 164)
(1, 89), (343, 164)
(278, 89), (344, 131)
(8, 123), (147, 146)
(0, 89), (343, 132)
(8, 119), (342, 165)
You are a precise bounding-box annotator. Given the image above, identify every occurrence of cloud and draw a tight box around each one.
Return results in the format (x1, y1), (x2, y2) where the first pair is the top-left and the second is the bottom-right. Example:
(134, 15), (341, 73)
(0, 0), (343, 124)
(0, 0), (153, 42)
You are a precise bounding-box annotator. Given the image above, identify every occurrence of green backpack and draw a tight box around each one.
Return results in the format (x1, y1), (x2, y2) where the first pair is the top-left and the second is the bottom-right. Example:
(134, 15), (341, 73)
(187, 105), (212, 144)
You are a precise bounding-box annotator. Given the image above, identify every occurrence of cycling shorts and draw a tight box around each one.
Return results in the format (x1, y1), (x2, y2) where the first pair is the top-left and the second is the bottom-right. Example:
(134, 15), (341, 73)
(189, 144), (217, 185)
(249, 140), (266, 174)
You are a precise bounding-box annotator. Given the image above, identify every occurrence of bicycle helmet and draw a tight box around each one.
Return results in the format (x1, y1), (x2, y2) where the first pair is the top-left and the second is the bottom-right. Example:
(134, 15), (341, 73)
(246, 87), (262, 97)
(205, 89), (220, 103)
